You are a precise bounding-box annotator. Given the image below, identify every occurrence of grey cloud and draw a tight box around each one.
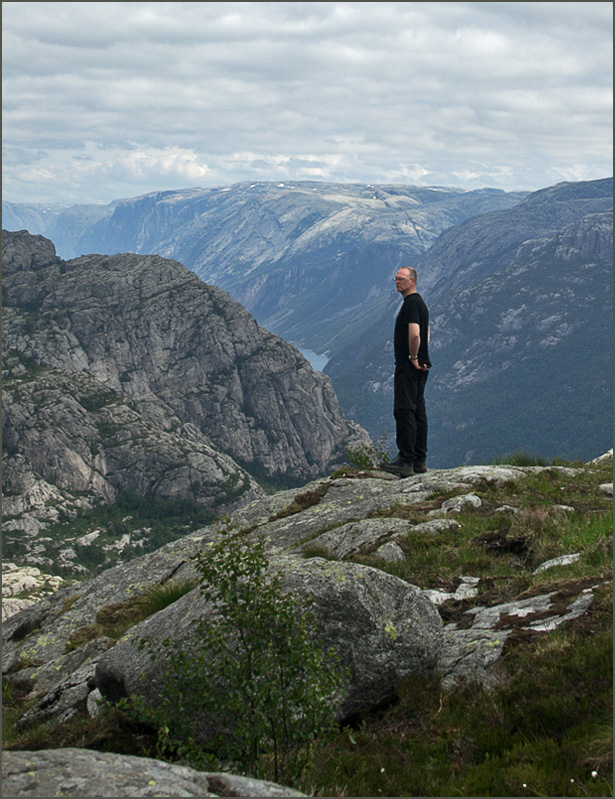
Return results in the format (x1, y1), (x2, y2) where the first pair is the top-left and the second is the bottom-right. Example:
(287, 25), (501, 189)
(2, 1), (612, 204)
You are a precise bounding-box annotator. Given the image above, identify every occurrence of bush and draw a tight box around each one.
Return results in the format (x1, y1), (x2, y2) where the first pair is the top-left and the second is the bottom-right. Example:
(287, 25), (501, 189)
(345, 432), (392, 469)
(127, 520), (347, 785)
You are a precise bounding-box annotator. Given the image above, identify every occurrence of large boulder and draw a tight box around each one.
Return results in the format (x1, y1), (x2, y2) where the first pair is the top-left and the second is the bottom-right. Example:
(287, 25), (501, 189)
(95, 555), (443, 726)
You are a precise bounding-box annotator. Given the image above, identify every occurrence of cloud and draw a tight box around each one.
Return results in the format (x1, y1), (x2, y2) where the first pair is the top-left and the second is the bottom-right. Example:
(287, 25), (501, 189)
(2, 1), (612, 204)
(116, 146), (211, 181)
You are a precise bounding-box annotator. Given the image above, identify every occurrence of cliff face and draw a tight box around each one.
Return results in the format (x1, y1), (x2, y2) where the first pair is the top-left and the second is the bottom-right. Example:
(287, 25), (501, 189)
(2, 230), (368, 560)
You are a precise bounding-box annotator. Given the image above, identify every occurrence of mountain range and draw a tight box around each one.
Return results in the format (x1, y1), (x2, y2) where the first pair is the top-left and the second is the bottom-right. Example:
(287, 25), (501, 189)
(3, 177), (612, 470)
(2, 182), (527, 356)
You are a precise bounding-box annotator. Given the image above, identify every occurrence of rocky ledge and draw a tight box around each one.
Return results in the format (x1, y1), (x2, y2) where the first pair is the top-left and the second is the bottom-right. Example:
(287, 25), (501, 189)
(2, 455), (612, 797)
(5, 459), (612, 718)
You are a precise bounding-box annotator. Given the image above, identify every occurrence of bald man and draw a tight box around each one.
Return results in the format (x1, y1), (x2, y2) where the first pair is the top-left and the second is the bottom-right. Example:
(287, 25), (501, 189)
(380, 266), (431, 478)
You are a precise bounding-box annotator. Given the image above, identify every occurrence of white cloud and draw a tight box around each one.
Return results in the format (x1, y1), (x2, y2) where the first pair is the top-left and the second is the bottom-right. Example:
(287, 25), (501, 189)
(118, 147), (211, 181)
(2, 1), (612, 204)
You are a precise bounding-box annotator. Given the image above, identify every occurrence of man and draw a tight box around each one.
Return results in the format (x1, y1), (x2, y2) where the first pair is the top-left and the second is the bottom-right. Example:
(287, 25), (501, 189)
(379, 266), (431, 478)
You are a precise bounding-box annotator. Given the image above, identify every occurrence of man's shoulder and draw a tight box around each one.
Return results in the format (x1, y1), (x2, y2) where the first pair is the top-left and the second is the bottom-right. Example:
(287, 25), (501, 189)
(404, 292), (427, 307)
(410, 292), (428, 309)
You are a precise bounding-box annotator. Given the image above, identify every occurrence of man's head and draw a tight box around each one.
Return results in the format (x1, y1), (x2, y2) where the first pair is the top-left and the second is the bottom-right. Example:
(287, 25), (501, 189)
(394, 266), (417, 296)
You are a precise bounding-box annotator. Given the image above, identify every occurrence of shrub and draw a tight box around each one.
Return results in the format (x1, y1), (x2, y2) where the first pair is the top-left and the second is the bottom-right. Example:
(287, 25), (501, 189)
(345, 432), (392, 469)
(126, 520), (347, 785)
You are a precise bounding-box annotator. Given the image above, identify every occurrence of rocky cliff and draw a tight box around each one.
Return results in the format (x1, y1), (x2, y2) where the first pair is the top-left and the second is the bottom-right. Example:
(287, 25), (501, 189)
(2, 230), (368, 572)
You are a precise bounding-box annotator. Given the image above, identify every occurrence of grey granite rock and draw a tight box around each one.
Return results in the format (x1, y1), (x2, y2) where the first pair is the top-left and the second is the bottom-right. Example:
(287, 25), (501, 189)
(94, 555), (443, 725)
(1, 748), (307, 797)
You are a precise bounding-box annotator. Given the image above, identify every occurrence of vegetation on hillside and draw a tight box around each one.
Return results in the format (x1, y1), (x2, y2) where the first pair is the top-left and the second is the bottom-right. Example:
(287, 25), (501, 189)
(2, 490), (217, 579)
(118, 522), (347, 785)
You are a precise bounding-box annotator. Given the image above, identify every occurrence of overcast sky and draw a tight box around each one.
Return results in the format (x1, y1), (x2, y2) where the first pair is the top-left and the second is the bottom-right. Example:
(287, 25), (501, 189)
(2, 1), (612, 205)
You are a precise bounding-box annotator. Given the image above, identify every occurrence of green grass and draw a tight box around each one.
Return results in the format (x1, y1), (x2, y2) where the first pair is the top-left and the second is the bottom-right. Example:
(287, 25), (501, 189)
(65, 578), (198, 651)
(299, 582), (612, 797)
(491, 450), (585, 468)
(296, 459), (612, 796)
(2, 689), (151, 757)
(139, 578), (197, 615)
(346, 461), (613, 600)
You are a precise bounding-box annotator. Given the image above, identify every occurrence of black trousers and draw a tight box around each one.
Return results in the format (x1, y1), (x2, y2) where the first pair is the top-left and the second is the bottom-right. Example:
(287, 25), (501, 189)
(393, 361), (429, 463)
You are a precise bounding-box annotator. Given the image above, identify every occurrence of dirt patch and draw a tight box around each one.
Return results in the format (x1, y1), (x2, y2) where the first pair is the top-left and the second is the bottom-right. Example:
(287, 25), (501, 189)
(66, 623), (105, 651)
(517, 575), (607, 601)
(472, 529), (528, 556)
(437, 599), (476, 628)
(95, 595), (151, 628)
(271, 482), (330, 520)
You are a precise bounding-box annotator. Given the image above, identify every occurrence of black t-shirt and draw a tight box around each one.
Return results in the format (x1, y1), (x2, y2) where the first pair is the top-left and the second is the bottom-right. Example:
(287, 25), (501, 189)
(394, 292), (431, 367)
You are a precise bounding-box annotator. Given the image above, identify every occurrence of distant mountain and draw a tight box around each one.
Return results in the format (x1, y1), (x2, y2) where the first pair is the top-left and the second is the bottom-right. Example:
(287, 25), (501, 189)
(2, 181), (528, 357)
(408, 176), (614, 300)
(326, 179), (613, 466)
(2, 230), (368, 571)
(3, 178), (611, 468)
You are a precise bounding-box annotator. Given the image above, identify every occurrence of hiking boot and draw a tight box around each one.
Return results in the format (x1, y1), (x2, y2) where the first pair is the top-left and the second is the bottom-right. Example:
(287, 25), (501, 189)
(378, 457), (414, 477)
(413, 461), (427, 474)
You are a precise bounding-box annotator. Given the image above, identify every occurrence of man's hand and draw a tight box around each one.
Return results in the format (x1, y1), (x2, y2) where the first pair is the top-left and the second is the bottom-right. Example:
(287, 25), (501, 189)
(411, 360), (429, 372)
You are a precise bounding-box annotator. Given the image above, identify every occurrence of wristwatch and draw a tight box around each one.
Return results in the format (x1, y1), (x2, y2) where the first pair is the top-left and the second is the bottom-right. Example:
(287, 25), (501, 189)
(409, 355), (418, 361)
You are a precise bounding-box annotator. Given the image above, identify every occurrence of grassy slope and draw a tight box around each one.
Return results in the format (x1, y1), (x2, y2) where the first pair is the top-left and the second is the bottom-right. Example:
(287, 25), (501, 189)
(302, 456), (613, 797)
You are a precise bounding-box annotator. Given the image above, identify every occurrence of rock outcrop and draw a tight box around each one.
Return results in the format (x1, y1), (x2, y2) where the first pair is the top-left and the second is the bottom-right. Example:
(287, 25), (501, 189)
(2, 563), (65, 622)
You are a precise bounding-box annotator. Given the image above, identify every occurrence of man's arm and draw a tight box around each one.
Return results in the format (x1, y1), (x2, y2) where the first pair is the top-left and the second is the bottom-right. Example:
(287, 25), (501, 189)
(408, 323), (428, 371)
(408, 323), (420, 360)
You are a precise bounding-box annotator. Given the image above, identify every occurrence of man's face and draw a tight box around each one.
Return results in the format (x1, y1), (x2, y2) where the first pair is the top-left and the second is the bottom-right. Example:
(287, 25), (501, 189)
(394, 270), (413, 294)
